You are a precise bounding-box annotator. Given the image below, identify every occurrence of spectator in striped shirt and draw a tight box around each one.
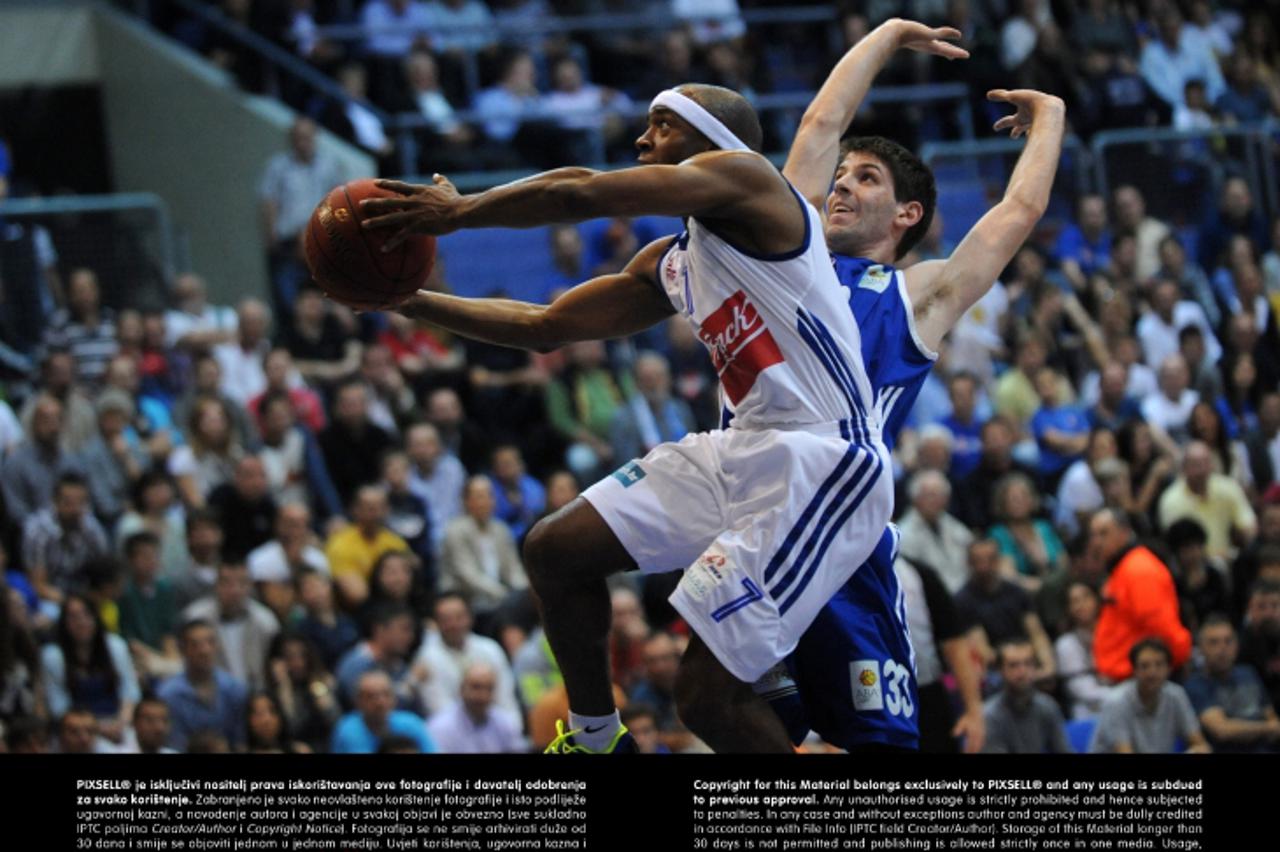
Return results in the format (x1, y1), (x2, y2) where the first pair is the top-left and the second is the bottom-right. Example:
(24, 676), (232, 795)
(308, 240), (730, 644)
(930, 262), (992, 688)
(41, 268), (118, 388)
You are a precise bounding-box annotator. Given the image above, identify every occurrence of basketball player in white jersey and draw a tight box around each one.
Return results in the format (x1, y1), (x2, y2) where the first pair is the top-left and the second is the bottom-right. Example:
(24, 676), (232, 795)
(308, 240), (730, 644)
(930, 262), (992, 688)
(360, 84), (897, 753)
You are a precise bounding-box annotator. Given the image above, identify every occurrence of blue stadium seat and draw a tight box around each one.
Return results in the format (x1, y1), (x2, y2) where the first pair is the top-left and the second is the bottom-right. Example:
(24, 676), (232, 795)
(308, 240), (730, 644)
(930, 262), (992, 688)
(1065, 718), (1096, 754)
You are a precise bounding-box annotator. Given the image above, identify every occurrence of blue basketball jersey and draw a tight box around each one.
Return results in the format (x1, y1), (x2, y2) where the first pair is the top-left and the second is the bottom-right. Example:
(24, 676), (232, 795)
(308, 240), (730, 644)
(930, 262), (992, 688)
(835, 255), (938, 449)
(775, 255), (936, 750)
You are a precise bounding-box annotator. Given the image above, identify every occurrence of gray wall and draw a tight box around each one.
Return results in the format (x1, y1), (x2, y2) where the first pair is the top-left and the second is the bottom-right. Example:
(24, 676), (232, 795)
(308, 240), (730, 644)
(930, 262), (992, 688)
(0, 1), (372, 306)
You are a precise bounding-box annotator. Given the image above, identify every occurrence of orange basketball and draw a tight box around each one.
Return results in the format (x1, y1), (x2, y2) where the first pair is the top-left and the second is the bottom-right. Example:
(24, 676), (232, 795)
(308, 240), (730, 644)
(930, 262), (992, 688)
(303, 178), (435, 307)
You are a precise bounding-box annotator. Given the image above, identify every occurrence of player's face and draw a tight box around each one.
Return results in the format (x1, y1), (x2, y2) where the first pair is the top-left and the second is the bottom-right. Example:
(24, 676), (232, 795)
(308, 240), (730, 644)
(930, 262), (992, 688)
(825, 153), (901, 255)
(635, 108), (710, 165)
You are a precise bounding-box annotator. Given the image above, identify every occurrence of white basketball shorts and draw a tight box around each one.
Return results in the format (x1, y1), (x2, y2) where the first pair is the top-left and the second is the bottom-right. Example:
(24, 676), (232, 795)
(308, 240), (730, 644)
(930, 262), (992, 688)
(582, 425), (892, 682)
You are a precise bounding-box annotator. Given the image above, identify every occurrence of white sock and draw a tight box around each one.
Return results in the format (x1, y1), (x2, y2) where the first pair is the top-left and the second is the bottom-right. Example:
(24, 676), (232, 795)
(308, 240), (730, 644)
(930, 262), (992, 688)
(568, 710), (622, 751)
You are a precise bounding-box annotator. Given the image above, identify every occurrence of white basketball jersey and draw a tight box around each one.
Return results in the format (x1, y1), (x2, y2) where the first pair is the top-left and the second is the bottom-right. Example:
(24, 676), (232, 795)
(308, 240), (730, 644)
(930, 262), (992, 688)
(656, 187), (880, 440)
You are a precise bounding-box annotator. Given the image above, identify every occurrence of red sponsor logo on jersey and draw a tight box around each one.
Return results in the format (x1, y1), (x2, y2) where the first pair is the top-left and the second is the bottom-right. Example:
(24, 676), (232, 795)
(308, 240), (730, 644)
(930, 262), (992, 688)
(697, 290), (783, 404)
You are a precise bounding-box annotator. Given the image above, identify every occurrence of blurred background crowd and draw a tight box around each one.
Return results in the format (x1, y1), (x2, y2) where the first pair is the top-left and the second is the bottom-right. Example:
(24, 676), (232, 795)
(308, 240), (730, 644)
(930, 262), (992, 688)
(0, 0), (1278, 755)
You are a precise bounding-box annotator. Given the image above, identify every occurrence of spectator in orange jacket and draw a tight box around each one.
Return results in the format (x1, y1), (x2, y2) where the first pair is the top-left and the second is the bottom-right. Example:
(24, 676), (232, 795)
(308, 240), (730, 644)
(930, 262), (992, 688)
(1088, 508), (1192, 680)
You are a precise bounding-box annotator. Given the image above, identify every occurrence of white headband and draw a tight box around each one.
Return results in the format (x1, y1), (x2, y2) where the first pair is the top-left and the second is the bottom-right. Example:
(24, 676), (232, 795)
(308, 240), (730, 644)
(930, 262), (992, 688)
(650, 89), (750, 152)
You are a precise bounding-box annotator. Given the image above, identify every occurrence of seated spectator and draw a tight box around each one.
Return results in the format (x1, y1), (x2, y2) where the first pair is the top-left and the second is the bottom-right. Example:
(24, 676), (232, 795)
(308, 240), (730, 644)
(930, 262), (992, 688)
(1089, 638), (1210, 753)
(629, 631), (695, 753)
(118, 531), (181, 681)
(256, 390), (343, 524)
(212, 298), (272, 408)
(331, 670), (434, 754)
(247, 503), (329, 619)
(1089, 509), (1192, 681)
(266, 632), (340, 753)
(1166, 518), (1231, 633)
(41, 267), (118, 387)
(378, 311), (464, 387)
(415, 592), (519, 719)
(164, 272), (237, 351)
(427, 662), (525, 753)
(359, 343), (417, 436)
(939, 371), (985, 480)
(158, 619), (248, 752)
(381, 454), (433, 583)
(361, 0), (432, 60)
(546, 339), (625, 479)
(1112, 185), (1170, 282)
(439, 476), (529, 623)
(391, 50), (474, 173)
(172, 353), (256, 449)
(473, 51), (546, 161)
(3, 393), (83, 520)
(163, 511), (221, 612)
(1030, 366), (1090, 491)
(1184, 615), (1280, 753)
(0, 577), (42, 726)
(1141, 354), (1200, 448)
(608, 351), (696, 465)
(77, 390), (147, 528)
(22, 472), (109, 604)
(19, 350), (96, 452)
(100, 353), (178, 460)
(429, 0), (497, 54)
(540, 55), (632, 164)
(406, 422), (467, 557)
(1054, 194), (1112, 292)
(41, 594), (140, 747)
(609, 587), (650, 693)
(1198, 176), (1269, 276)
(1188, 401), (1250, 492)
(320, 381), (394, 508)
(1158, 441), (1257, 560)
(361, 550), (430, 629)
(1215, 352), (1262, 443)
(1239, 580), (1280, 714)
(207, 455), (277, 563)
(896, 470), (973, 595)
(620, 702), (669, 754)
(183, 562), (281, 691)
(126, 697), (176, 754)
(1055, 427), (1118, 539)
(424, 386), (488, 473)
(488, 444), (545, 544)
(55, 706), (105, 754)
(1137, 281), (1221, 373)
(953, 416), (1038, 531)
(1139, 4), (1225, 111)
(325, 485), (409, 609)
(1157, 234), (1218, 329)
(248, 348), (325, 434)
(334, 602), (426, 711)
(992, 331), (1051, 429)
(981, 638), (1071, 754)
(285, 288), (363, 389)
(295, 570), (360, 671)
(325, 63), (395, 163)
(988, 473), (1065, 594)
(245, 692), (310, 753)
(1244, 392), (1280, 495)
(955, 538), (1057, 682)
(1054, 581), (1109, 720)
(168, 396), (245, 509)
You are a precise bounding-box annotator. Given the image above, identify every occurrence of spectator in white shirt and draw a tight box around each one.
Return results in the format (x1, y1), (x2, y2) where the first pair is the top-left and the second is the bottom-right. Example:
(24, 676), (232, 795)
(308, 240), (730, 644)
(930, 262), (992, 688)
(248, 502), (329, 618)
(213, 299), (271, 408)
(1141, 354), (1200, 449)
(1136, 280), (1221, 369)
(415, 592), (520, 719)
(426, 661), (525, 753)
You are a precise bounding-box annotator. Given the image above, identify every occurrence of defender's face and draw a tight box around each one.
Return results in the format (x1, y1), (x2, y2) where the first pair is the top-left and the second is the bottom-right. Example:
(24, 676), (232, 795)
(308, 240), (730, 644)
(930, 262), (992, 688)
(635, 108), (710, 166)
(825, 153), (900, 255)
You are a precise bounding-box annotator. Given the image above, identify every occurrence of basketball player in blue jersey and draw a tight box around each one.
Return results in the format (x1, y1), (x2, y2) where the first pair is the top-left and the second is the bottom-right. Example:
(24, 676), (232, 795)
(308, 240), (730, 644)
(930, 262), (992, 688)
(756, 17), (1067, 752)
(360, 82), (908, 754)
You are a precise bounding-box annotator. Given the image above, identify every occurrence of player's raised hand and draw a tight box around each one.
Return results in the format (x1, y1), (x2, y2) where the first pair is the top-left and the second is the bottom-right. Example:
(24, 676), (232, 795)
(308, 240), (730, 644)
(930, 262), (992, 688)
(988, 89), (1065, 139)
(887, 19), (969, 60)
(361, 174), (462, 247)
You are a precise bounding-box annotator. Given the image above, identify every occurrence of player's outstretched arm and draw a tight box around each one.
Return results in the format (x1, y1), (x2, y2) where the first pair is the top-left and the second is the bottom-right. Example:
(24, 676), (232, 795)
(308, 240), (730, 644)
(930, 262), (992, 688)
(783, 19), (967, 210)
(905, 89), (1065, 351)
(361, 152), (780, 245)
(388, 237), (676, 353)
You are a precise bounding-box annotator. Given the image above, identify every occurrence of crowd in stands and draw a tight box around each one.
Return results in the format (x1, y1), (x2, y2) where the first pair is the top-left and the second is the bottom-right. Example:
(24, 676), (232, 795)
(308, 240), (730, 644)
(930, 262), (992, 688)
(147, 0), (1279, 173)
(3, 1), (1280, 756)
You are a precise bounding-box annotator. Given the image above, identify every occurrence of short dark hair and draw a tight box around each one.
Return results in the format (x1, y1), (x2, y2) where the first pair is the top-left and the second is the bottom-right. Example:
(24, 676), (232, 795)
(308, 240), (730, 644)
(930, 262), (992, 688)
(54, 471), (89, 497)
(179, 618), (217, 644)
(677, 83), (764, 153)
(123, 531), (160, 559)
(369, 602), (414, 630)
(1166, 517), (1208, 550)
(1199, 612), (1235, 634)
(1129, 636), (1172, 668)
(996, 637), (1034, 667)
(838, 136), (937, 260)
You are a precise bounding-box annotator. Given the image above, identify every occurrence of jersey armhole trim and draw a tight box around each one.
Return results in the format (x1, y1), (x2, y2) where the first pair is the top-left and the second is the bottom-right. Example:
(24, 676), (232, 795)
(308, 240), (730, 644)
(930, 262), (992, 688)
(896, 270), (939, 362)
(650, 233), (684, 313)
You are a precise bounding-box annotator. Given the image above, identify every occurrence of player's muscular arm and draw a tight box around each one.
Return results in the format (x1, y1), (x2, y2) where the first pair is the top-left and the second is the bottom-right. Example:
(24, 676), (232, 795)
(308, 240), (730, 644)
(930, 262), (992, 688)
(783, 19), (966, 209)
(362, 154), (798, 252)
(393, 238), (676, 353)
(905, 90), (1065, 351)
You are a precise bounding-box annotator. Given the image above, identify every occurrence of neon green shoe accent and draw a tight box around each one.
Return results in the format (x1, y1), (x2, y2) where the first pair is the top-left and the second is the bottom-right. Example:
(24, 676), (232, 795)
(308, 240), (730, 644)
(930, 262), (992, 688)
(543, 719), (632, 754)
